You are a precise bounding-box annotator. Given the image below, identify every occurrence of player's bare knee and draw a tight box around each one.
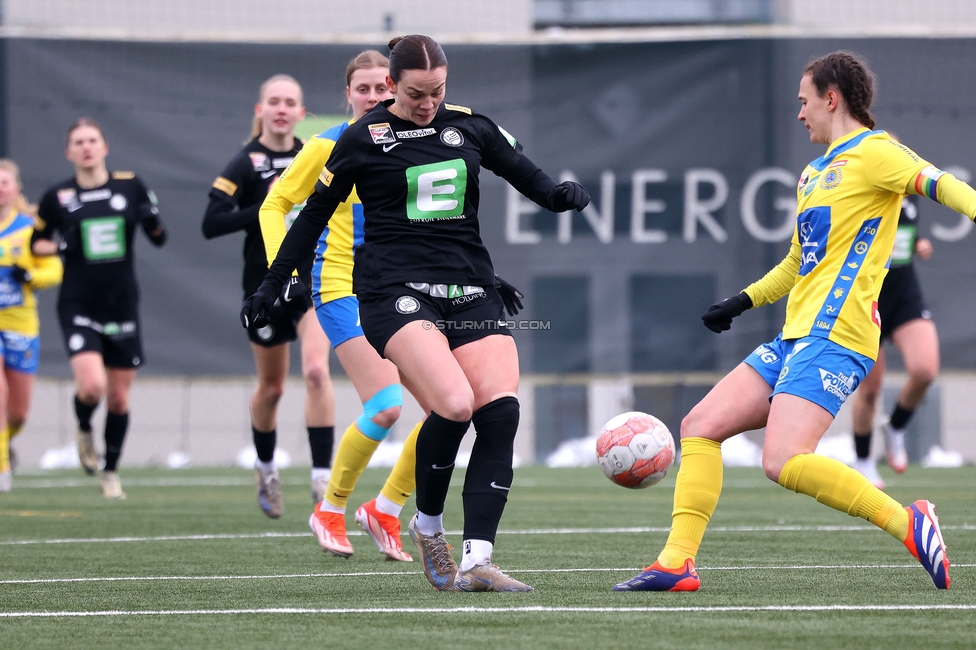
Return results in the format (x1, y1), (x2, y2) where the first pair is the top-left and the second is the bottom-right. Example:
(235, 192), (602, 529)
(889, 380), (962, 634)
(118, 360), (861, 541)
(77, 381), (105, 405)
(371, 405), (401, 430)
(256, 381), (285, 406)
(908, 364), (937, 389)
(761, 452), (785, 483)
(438, 393), (474, 422)
(302, 362), (331, 392)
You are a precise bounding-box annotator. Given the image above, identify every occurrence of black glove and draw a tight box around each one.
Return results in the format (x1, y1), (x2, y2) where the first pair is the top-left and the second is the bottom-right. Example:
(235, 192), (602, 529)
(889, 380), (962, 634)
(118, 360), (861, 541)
(494, 274), (524, 317)
(701, 292), (752, 333)
(240, 282), (277, 329)
(10, 265), (31, 284)
(280, 276), (312, 313)
(547, 181), (590, 212)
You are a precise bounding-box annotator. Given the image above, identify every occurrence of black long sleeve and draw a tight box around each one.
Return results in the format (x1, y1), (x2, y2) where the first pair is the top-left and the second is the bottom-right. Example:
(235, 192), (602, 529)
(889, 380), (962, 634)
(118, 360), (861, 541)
(500, 153), (558, 209)
(201, 198), (260, 239)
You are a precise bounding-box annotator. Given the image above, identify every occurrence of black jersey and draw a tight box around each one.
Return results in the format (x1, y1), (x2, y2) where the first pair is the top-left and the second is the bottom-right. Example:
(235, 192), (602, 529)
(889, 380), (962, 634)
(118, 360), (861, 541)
(312, 100), (533, 291)
(890, 195), (920, 268)
(36, 172), (164, 318)
(203, 137), (312, 297)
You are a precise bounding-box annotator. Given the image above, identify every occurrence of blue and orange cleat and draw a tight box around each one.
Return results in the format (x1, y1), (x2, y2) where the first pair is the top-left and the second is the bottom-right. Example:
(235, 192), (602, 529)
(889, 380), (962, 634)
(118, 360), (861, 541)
(904, 499), (950, 590)
(613, 558), (700, 592)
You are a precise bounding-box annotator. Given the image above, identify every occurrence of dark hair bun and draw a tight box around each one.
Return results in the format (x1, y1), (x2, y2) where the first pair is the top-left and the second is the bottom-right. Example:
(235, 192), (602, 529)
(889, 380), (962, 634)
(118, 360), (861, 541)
(388, 36), (403, 51)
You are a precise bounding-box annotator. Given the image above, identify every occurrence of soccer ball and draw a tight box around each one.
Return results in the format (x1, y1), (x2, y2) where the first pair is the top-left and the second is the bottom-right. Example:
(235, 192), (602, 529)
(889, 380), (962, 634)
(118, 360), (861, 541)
(596, 411), (676, 489)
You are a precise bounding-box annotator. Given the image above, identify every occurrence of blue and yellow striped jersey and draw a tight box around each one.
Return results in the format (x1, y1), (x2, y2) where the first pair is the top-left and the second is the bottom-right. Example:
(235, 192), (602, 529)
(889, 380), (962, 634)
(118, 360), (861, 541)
(746, 128), (931, 360)
(259, 122), (362, 305)
(0, 211), (63, 336)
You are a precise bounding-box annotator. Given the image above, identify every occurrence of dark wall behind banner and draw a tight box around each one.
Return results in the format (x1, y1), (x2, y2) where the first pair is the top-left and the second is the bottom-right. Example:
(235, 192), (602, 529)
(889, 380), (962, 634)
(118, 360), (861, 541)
(7, 37), (976, 378)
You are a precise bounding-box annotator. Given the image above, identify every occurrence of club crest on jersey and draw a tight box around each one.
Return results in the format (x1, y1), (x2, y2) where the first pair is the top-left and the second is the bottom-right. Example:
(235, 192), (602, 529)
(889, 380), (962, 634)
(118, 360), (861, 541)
(109, 194), (128, 211)
(820, 168), (842, 190)
(395, 296), (420, 314)
(368, 123), (396, 144)
(249, 152), (271, 172)
(440, 128), (464, 147)
(57, 188), (78, 206)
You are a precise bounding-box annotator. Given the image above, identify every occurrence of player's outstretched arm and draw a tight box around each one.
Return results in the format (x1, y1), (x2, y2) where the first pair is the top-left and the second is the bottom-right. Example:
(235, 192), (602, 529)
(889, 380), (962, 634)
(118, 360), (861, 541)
(241, 187), (341, 329)
(909, 166), (976, 222)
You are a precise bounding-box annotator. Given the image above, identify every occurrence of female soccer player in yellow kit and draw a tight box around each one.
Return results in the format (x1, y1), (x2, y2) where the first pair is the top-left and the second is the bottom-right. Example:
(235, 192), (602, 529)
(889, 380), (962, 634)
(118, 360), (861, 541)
(0, 160), (62, 491)
(260, 50), (423, 561)
(616, 52), (976, 592)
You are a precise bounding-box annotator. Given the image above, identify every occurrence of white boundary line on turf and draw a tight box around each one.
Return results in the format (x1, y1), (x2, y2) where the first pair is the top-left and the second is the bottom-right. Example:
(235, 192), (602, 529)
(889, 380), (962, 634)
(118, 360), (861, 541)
(3, 524), (974, 546)
(2, 604), (975, 618)
(3, 564), (974, 585)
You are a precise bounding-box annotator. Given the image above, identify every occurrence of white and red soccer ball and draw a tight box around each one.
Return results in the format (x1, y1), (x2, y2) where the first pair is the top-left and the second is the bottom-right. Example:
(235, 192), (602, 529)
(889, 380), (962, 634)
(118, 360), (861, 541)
(596, 411), (676, 489)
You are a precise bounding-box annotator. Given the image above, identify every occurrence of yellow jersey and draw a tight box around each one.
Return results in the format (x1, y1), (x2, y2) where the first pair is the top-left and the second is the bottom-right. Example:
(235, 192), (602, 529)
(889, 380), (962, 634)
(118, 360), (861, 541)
(0, 211), (63, 336)
(259, 122), (361, 305)
(745, 128), (931, 360)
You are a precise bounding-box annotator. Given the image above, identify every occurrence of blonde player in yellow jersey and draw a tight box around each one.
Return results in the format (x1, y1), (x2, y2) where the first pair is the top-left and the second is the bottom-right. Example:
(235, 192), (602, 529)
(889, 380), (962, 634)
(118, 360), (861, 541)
(260, 50), (424, 561)
(616, 52), (976, 592)
(0, 160), (63, 491)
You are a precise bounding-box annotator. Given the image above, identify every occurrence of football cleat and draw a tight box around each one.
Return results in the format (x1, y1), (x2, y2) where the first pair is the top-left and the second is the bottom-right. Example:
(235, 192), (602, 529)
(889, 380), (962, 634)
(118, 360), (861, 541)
(455, 561), (534, 592)
(355, 499), (412, 562)
(99, 471), (126, 499)
(309, 506), (354, 557)
(852, 458), (885, 489)
(76, 429), (98, 475)
(255, 465), (283, 519)
(884, 424), (908, 474)
(311, 475), (330, 504)
(904, 499), (950, 590)
(614, 559), (700, 592)
(408, 515), (458, 591)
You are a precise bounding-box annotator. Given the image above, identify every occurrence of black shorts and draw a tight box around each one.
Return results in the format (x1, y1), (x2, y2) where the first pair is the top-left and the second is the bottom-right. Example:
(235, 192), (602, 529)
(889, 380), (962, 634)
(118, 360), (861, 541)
(878, 265), (930, 341)
(358, 283), (513, 357)
(58, 310), (144, 369)
(247, 303), (303, 348)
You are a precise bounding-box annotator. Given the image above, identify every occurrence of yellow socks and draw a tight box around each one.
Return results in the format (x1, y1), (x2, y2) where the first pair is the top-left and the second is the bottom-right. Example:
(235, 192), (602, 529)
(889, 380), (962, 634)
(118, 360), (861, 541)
(325, 424), (381, 510)
(7, 422), (22, 441)
(380, 420), (421, 507)
(657, 437), (724, 569)
(778, 453), (909, 541)
(0, 426), (9, 473)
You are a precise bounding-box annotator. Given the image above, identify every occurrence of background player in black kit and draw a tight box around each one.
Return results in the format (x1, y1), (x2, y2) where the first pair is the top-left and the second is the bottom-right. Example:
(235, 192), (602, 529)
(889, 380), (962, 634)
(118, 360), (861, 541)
(849, 194), (940, 488)
(243, 35), (590, 592)
(35, 118), (167, 499)
(203, 75), (335, 519)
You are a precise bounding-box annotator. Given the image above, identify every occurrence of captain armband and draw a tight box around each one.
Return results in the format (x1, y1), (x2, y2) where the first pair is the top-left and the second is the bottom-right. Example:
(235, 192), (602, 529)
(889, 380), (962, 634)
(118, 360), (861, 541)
(912, 166), (945, 201)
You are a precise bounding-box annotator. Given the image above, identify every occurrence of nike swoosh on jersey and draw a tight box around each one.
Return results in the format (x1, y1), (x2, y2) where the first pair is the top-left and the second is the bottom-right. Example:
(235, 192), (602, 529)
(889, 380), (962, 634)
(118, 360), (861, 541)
(382, 143), (401, 152)
(431, 463), (455, 470)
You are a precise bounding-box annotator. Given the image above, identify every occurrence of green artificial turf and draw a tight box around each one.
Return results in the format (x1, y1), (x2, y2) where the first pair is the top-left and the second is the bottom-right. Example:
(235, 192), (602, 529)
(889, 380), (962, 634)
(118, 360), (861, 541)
(1, 465), (972, 649)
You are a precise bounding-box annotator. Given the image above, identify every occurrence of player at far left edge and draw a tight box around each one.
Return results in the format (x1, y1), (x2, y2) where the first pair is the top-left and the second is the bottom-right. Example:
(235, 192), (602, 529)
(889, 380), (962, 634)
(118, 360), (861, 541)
(35, 117), (167, 499)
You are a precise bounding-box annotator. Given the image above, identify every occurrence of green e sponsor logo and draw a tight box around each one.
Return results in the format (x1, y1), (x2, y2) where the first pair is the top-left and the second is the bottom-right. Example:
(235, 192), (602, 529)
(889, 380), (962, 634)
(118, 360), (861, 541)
(81, 216), (126, 261)
(405, 159), (467, 221)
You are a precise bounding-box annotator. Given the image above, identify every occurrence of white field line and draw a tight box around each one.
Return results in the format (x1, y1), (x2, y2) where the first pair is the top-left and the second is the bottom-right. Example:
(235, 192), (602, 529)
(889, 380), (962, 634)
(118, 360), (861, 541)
(2, 604), (976, 618)
(2, 563), (975, 585)
(3, 524), (974, 547)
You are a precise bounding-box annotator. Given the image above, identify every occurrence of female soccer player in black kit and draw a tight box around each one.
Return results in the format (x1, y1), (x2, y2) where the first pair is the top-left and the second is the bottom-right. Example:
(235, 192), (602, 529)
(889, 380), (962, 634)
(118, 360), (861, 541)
(203, 75), (335, 519)
(35, 118), (167, 499)
(243, 35), (589, 591)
